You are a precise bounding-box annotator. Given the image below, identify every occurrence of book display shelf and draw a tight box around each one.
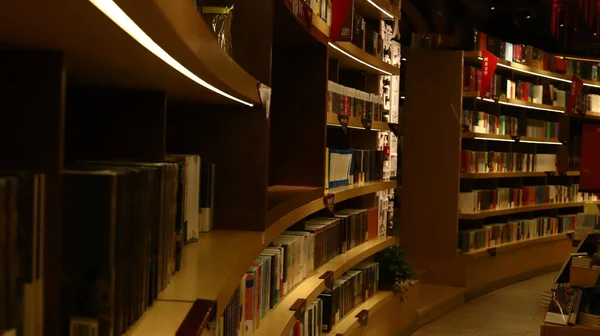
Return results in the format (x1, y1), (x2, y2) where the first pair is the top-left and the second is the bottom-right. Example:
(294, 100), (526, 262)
(400, 33), (600, 319)
(0, 1), (410, 336)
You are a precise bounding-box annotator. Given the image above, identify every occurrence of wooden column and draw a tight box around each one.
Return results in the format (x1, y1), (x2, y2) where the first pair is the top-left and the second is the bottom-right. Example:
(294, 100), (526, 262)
(0, 50), (66, 335)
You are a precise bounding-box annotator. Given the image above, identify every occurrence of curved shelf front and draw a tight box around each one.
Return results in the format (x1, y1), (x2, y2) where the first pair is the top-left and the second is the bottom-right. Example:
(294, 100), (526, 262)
(326, 291), (394, 335)
(463, 91), (565, 113)
(461, 232), (574, 260)
(253, 236), (396, 336)
(0, 0), (261, 105)
(460, 171), (580, 179)
(459, 202), (589, 220)
(124, 301), (194, 336)
(327, 112), (393, 131)
(329, 42), (400, 76)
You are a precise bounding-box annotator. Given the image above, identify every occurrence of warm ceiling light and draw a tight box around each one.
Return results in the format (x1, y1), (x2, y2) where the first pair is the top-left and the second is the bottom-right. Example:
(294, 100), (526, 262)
(88, 0), (254, 106)
(490, 6), (495, 10)
(367, 0), (394, 19)
(526, 15), (531, 19)
(329, 42), (393, 75)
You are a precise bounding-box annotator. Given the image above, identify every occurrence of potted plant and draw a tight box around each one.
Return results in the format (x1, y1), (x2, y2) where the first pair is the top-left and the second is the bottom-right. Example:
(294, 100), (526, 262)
(375, 245), (417, 299)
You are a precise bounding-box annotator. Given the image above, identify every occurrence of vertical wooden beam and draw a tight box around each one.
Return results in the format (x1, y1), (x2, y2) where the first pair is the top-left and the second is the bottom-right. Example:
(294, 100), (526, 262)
(0, 50), (66, 335)
(167, 104), (269, 231)
(65, 88), (167, 162)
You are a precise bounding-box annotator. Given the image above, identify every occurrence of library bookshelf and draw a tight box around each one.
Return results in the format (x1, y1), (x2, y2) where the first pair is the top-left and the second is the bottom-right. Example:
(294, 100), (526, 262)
(400, 48), (591, 311)
(0, 0), (404, 335)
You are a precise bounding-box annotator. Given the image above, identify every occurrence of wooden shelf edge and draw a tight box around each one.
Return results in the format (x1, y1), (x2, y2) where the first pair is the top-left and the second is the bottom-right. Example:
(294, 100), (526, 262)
(461, 132), (513, 140)
(459, 202), (590, 219)
(326, 291), (395, 335)
(463, 91), (565, 113)
(124, 301), (195, 336)
(460, 171), (579, 179)
(462, 233), (573, 259)
(330, 42), (400, 76)
(253, 236), (396, 336)
(326, 112), (392, 131)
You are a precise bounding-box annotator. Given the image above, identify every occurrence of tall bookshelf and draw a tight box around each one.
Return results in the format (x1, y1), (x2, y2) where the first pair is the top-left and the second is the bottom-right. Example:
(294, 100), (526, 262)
(400, 47), (598, 312)
(0, 0), (410, 336)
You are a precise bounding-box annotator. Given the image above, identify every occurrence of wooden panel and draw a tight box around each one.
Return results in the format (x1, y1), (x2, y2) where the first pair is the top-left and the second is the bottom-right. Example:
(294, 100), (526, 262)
(270, 2), (328, 187)
(416, 283), (465, 328)
(465, 235), (571, 295)
(166, 104), (269, 231)
(0, 50), (66, 335)
(124, 301), (194, 336)
(399, 50), (463, 261)
(65, 88), (167, 161)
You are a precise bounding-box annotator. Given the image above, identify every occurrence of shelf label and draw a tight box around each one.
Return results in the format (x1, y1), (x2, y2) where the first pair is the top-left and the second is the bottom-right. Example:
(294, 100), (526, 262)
(480, 50), (499, 99)
(320, 271), (335, 290)
(323, 194), (335, 216)
(290, 298), (307, 322)
(487, 247), (497, 257)
(356, 309), (369, 326)
(361, 119), (372, 131)
(388, 123), (400, 137)
(545, 171), (556, 177)
(337, 114), (349, 134)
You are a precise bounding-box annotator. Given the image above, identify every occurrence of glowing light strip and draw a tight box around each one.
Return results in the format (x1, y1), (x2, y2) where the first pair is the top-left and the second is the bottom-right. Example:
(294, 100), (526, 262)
(329, 42), (393, 75)
(88, 0), (254, 106)
(583, 82), (600, 89)
(477, 57), (572, 83)
(519, 140), (563, 145)
(475, 97), (564, 113)
(328, 123), (373, 130)
(367, 0), (394, 19)
(473, 137), (515, 142)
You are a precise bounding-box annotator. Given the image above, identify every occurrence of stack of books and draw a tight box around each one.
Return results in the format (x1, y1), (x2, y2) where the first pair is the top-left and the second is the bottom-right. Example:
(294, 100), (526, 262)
(327, 81), (385, 121)
(460, 151), (556, 173)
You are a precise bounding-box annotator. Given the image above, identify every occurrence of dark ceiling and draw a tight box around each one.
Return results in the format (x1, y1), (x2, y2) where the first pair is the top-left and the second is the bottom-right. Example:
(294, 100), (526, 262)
(402, 0), (600, 56)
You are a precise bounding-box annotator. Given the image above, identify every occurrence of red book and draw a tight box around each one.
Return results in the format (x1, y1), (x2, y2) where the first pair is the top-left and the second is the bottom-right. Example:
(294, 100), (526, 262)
(367, 207), (378, 240)
(580, 124), (600, 193)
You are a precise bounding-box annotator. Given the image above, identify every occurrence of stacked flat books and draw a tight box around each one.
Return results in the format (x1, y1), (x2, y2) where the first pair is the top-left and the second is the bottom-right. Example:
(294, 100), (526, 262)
(572, 255), (594, 269)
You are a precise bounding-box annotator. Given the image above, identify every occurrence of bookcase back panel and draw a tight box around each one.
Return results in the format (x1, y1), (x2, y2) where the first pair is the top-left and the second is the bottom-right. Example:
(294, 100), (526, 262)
(166, 104), (269, 231)
(65, 88), (167, 162)
(269, 15), (328, 188)
(0, 49), (66, 334)
(400, 50), (463, 260)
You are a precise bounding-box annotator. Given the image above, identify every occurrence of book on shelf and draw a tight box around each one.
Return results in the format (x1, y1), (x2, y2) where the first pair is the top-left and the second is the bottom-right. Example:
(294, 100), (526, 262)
(458, 184), (598, 214)
(327, 81), (385, 121)
(325, 148), (385, 189)
(165, 154), (201, 244)
(0, 172), (45, 336)
(462, 109), (519, 135)
(545, 287), (582, 326)
(458, 214), (577, 253)
(460, 151), (556, 174)
(289, 298), (323, 336)
(199, 160), (215, 233)
(213, 207), (380, 336)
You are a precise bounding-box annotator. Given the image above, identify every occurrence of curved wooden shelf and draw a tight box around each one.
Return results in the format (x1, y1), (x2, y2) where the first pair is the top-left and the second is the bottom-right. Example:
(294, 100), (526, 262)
(462, 232), (574, 260)
(253, 236), (396, 336)
(464, 51), (572, 83)
(463, 91), (565, 113)
(326, 291), (394, 335)
(459, 202), (588, 219)
(326, 112), (392, 131)
(0, 0), (261, 105)
(462, 132), (562, 144)
(461, 132), (513, 141)
(461, 171), (579, 179)
(124, 301), (194, 336)
(354, 0), (402, 20)
(329, 42), (400, 76)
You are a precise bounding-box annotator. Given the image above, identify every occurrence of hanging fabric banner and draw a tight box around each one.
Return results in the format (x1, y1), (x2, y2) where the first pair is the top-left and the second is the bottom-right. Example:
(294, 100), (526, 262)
(568, 76), (584, 114)
(579, 124), (600, 193)
(480, 49), (499, 99)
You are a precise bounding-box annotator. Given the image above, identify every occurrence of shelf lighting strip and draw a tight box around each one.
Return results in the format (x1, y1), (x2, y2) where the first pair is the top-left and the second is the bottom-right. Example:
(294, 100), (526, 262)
(472, 137), (515, 142)
(519, 140), (563, 145)
(89, 0), (254, 107)
(367, 0), (394, 19)
(475, 97), (564, 113)
(477, 57), (572, 83)
(329, 42), (393, 75)
(328, 123), (371, 130)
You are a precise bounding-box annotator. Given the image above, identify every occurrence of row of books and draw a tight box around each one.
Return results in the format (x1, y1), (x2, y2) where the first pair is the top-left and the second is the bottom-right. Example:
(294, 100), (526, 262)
(60, 156), (215, 336)
(327, 81), (385, 121)
(319, 261), (380, 332)
(585, 94), (600, 114)
(325, 149), (385, 189)
(477, 31), (600, 83)
(288, 299), (324, 336)
(458, 184), (599, 213)
(458, 215), (577, 253)
(460, 151), (556, 174)
(463, 66), (567, 107)
(305, 0), (332, 25)
(213, 208), (380, 336)
(526, 119), (560, 139)
(0, 172), (45, 336)
(339, 5), (385, 59)
(462, 109), (519, 136)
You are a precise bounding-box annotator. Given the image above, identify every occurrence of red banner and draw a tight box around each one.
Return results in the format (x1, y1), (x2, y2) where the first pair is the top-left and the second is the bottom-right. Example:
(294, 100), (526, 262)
(579, 124), (600, 193)
(480, 49), (499, 99)
(330, 0), (353, 42)
(568, 76), (584, 114)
